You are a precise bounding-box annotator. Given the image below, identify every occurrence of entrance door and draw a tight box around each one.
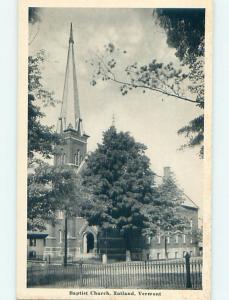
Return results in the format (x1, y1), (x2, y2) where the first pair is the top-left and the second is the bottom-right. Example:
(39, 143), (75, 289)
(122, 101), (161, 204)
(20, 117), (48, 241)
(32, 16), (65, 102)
(87, 233), (94, 253)
(83, 232), (95, 254)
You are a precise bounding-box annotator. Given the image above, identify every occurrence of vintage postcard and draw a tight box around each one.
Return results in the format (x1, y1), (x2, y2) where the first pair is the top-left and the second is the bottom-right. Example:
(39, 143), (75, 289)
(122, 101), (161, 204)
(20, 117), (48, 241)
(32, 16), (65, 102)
(17, 0), (212, 299)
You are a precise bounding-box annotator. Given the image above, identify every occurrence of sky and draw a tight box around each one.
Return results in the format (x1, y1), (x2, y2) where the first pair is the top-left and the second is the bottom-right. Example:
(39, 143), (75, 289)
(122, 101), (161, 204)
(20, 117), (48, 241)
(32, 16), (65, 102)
(29, 8), (203, 214)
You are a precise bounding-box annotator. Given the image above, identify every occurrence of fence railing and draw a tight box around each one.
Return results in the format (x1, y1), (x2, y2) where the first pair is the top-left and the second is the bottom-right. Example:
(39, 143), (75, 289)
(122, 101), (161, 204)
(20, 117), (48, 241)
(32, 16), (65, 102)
(27, 256), (202, 289)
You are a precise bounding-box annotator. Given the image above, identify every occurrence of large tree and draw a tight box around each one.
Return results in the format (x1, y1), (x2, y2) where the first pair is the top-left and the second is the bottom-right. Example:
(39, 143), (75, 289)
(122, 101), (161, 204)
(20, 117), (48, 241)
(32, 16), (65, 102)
(154, 8), (205, 158)
(28, 50), (60, 230)
(142, 170), (188, 258)
(81, 126), (157, 251)
(28, 164), (86, 230)
(81, 126), (187, 254)
(27, 51), (88, 232)
(28, 50), (60, 163)
(88, 9), (205, 158)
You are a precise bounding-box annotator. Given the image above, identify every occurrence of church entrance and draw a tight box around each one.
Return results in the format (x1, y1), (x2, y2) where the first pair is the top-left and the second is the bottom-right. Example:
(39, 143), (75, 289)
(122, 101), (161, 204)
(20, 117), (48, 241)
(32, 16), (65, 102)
(87, 233), (94, 253)
(83, 232), (95, 254)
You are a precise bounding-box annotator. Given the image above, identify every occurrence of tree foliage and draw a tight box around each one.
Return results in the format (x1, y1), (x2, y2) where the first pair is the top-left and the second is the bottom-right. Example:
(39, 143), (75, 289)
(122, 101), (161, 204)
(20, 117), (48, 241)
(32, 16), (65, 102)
(143, 171), (188, 238)
(28, 50), (60, 161)
(178, 114), (204, 158)
(154, 9), (205, 64)
(28, 164), (88, 230)
(81, 126), (187, 250)
(81, 127), (156, 234)
(27, 51), (86, 230)
(29, 7), (41, 24)
(192, 227), (203, 244)
(154, 8), (205, 157)
(28, 8), (41, 45)
(89, 44), (194, 104)
(88, 9), (205, 158)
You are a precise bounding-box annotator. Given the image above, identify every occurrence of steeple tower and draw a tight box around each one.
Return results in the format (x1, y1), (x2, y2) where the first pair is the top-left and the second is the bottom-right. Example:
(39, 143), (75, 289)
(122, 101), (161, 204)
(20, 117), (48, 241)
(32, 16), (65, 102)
(55, 23), (89, 167)
(59, 23), (82, 133)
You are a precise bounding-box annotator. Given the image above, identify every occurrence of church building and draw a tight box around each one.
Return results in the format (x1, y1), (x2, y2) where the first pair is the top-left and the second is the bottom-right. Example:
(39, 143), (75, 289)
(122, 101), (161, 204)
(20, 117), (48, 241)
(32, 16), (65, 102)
(27, 24), (201, 263)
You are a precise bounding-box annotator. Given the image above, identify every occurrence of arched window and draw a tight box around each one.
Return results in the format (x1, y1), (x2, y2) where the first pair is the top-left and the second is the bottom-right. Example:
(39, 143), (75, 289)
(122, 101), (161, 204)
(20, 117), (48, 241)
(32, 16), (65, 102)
(57, 155), (61, 165)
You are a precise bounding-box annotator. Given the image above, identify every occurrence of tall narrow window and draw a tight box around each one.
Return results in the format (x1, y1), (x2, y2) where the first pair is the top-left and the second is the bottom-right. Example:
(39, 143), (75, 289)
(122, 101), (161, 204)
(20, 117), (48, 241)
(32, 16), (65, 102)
(56, 210), (63, 220)
(29, 238), (36, 246)
(167, 236), (170, 244)
(175, 252), (178, 259)
(175, 234), (179, 244)
(183, 234), (186, 244)
(77, 150), (80, 165)
(157, 253), (160, 260)
(59, 230), (62, 243)
(157, 234), (161, 244)
(74, 153), (77, 165)
(190, 219), (193, 229)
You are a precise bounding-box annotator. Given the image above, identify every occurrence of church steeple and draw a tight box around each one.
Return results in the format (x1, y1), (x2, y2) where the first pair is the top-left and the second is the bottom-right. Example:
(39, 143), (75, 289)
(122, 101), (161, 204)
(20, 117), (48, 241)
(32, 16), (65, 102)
(55, 24), (89, 168)
(58, 23), (83, 135)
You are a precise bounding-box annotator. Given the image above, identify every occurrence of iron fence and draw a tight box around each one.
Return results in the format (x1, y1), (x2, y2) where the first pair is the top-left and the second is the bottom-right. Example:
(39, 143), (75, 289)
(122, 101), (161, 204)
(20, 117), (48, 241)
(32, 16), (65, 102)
(27, 256), (202, 289)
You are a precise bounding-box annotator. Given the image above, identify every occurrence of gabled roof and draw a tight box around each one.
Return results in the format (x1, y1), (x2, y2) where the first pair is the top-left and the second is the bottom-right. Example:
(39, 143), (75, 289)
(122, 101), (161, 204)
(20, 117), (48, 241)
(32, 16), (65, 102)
(181, 193), (199, 209)
(154, 169), (199, 210)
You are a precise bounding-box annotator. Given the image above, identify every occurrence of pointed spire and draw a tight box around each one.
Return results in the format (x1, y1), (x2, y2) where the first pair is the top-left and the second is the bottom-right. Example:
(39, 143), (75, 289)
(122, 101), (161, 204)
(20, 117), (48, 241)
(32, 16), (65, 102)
(58, 23), (83, 134)
(69, 22), (74, 44)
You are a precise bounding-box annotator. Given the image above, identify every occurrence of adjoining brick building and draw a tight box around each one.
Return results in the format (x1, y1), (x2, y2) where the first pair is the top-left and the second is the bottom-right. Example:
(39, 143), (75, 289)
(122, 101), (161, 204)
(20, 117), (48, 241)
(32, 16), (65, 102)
(144, 194), (200, 260)
(27, 24), (201, 262)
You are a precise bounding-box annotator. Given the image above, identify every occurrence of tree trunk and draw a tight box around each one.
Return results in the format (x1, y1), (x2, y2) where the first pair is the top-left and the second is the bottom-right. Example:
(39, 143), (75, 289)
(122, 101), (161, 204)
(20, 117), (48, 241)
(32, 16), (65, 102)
(164, 235), (168, 259)
(64, 214), (68, 266)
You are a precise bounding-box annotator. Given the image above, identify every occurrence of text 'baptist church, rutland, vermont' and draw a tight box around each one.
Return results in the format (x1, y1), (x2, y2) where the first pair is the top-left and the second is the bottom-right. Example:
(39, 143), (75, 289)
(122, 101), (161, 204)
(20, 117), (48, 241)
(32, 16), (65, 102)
(27, 24), (202, 263)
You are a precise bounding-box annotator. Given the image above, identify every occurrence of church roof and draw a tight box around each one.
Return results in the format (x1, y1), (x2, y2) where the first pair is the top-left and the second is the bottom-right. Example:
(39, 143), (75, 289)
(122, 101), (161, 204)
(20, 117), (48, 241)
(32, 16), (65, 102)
(181, 193), (199, 209)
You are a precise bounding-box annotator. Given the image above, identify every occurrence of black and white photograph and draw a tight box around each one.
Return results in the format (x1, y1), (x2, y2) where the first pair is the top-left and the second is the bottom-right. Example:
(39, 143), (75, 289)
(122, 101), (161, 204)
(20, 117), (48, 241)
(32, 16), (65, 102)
(17, 1), (212, 299)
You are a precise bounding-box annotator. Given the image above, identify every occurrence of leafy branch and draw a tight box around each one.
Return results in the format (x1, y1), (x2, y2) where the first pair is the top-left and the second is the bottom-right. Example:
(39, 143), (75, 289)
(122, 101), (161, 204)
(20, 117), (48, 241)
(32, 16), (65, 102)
(88, 43), (202, 106)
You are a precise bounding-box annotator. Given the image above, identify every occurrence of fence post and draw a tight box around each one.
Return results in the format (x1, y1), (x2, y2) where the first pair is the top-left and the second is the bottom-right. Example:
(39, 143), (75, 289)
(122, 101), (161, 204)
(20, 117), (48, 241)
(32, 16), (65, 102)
(79, 261), (83, 287)
(145, 260), (148, 287)
(185, 253), (192, 288)
(102, 253), (107, 264)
